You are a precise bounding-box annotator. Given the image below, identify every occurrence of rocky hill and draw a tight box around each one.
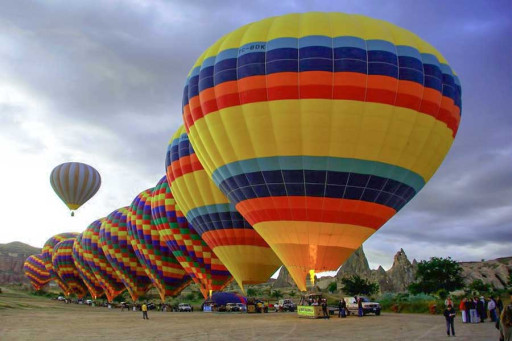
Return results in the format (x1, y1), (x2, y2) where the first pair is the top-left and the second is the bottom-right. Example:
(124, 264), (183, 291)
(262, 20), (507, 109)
(0, 242), (41, 285)
(273, 246), (512, 293)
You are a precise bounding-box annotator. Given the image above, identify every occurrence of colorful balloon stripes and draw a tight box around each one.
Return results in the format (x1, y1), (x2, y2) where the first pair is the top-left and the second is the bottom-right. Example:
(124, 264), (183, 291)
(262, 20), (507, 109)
(151, 176), (232, 298)
(167, 126), (281, 290)
(181, 12), (461, 290)
(50, 162), (101, 215)
(127, 188), (191, 300)
(82, 219), (126, 302)
(52, 239), (88, 298)
(72, 232), (104, 299)
(30, 11), (460, 296)
(24, 254), (50, 291)
(100, 207), (153, 301)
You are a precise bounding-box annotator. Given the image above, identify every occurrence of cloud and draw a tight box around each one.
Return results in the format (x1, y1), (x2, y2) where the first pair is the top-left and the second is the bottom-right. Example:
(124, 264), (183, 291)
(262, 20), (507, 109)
(1, 1), (511, 271)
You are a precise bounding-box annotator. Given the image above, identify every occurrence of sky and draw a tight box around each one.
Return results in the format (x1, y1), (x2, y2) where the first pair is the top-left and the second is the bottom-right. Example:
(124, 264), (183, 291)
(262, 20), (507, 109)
(1, 0), (511, 271)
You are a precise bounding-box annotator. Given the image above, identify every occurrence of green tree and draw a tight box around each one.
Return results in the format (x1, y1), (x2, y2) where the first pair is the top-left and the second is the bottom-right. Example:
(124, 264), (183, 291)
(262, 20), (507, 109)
(246, 287), (258, 297)
(327, 281), (338, 294)
(271, 290), (283, 300)
(341, 275), (379, 296)
(288, 290), (296, 298)
(408, 257), (464, 295)
(468, 279), (491, 293)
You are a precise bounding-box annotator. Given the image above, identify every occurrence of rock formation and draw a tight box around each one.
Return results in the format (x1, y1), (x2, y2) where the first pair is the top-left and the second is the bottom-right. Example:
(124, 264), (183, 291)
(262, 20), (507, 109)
(386, 248), (416, 292)
(0, 242), (41, 285)
(272, 266), (297, 288)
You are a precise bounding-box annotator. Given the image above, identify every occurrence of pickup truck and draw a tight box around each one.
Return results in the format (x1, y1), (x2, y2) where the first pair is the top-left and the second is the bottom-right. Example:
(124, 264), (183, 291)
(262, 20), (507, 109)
(274, 299), (296, 312)
(344, 296), (381, 316)
(178, 303), (193, 312)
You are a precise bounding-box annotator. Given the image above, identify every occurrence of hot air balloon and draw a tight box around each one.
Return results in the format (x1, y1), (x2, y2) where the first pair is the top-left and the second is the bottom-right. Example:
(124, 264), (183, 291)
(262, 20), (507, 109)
(151, 176), (232, 298)
(52, 239), (88, 298)
(127, 188), (191, 300)
(167, 127), (281, 291)
(100, 207), (152, 301)
(72, 232), (104, 299)
(82, 219), (126, 302)
(181, 12), (461, 290)
(50, 162), (101, 216)
(42, 233), (79, 295)
(24, 254), (51, 291)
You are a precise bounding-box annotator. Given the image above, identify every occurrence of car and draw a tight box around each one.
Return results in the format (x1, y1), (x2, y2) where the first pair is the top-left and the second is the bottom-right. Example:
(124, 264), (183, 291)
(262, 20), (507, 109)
(85, 299), (92, 305)
(236, 303), (247, 312)
(226, 303), (241, 312)
(344, 296), (381, 316)
(57, 296), (65, 301)
(178, 303), (193, 312)
(274, 299), (296, 312)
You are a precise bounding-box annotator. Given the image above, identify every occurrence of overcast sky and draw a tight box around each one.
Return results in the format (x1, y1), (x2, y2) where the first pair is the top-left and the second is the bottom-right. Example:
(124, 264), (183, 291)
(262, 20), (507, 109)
(1, 0), (511, 271)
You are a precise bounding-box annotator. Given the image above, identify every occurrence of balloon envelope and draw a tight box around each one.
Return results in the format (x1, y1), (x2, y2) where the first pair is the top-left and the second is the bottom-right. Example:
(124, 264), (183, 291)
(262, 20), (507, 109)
(182, 12), (462, 290)
(167, 126), (281, 290)
(42, 233), (79, 295)
(24, 254), (51, 291)
(100, 207), (152, 301)
(82, 219), (126, 302)
(52, 239), (88, 298)
(127, 188), (191, 300)
(72, 232), (104, 299)
(50, 162), (101, 214)
(151, 175), (232, 298)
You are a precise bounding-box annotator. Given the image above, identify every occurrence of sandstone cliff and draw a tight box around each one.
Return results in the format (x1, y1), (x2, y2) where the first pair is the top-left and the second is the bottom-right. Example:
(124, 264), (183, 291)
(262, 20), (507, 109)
(0, 242), (41, 285)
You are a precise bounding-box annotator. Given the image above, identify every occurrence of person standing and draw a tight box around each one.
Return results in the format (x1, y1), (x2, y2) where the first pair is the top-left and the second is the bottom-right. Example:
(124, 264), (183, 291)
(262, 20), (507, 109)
(142, 303), (149, 320)
(459, 298), (467, 323)
(477, 296), (486, 323)
(321, 299), (329, 319)
(357, 297), (363, 317)
(338, 299), (346, 318)
(445, 296), (453, 307)
(499, 305), (512, 341)
(444, 304), (456, 337)
(464, 297), (472, 323)
(488, 297), (497, 322)
(470, 297), (479, 323)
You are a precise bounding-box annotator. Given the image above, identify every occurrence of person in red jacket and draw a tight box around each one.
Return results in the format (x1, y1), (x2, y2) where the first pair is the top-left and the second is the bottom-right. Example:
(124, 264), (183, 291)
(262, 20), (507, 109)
(459, 298), (467, 323)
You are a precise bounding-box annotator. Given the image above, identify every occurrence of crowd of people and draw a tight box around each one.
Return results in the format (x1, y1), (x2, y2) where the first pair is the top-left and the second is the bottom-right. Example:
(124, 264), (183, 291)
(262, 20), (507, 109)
(443, 291), (512, 340)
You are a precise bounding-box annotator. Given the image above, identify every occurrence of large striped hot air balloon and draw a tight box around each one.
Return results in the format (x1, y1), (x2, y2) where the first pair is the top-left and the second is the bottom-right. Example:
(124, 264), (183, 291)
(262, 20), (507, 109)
(82, 219), (126, 302)
(50, 162), (101, 216)
(127, 188), (191, 301)
(52, 239), (88, 298)
(72, 232), (104, 299)
(24, 254), (51, 291)
(167, 127), (281, 290)
(151, 176), (232, 298)
(42, 233), (79, 295)
(100, 207), (152, 301)
(182, 12), (462, 290)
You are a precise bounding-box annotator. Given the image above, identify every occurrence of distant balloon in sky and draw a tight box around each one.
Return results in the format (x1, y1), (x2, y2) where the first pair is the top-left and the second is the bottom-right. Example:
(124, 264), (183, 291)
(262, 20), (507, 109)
(181, 12), (462, 290)
(151, 176), (232, 298)
(50, 162), (101, 216)
(127, 188), (191, 301)
(82, 219), (126, 302)
(42, 232), (79, 295)
(24, 254), (51, 291)
(72, 232), (104, 299)
(167, 126), (281, 290)
(52, 239), (88, 298)
(100, 207), (152, 301)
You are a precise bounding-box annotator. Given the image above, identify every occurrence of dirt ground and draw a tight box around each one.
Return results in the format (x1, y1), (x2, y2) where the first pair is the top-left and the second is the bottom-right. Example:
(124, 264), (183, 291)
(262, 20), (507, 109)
(0, 290), (501, 341)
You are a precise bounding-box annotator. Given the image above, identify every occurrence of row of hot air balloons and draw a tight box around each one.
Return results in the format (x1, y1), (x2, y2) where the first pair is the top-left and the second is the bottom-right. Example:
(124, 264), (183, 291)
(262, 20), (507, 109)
(26, 12), (462, 297)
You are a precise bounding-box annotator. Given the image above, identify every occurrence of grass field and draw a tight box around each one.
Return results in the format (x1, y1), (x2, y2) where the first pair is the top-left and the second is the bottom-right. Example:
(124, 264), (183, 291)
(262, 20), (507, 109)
(0, 287), (502, 340)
